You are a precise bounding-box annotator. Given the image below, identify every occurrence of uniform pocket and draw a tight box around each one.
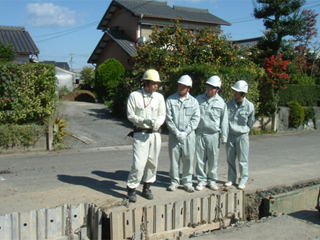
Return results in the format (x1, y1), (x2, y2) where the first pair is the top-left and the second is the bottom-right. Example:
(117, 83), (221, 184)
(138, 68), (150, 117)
(238, 111), (249, 125)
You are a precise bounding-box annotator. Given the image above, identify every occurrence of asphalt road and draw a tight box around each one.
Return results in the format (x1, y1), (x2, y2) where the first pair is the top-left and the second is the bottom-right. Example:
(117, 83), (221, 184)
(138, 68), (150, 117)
(0, 101), (319, 239)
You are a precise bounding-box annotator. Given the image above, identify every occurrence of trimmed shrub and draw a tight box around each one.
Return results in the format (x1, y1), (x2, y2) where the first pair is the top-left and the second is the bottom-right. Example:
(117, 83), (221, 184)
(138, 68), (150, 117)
(0, 62), (57, 124)
(288, 100), (305, 128)
(278, 85), (320, 107)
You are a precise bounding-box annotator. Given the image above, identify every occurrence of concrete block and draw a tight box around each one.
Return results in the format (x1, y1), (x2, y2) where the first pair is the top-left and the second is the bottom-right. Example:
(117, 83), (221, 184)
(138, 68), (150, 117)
(278, 107), (290, 131)
(312, 107), (320, 130)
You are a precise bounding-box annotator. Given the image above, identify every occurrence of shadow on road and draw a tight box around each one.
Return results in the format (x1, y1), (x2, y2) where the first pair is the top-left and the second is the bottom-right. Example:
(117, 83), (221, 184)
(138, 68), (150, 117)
(57, 174), (127, 199)
(289, 210), (320, 225)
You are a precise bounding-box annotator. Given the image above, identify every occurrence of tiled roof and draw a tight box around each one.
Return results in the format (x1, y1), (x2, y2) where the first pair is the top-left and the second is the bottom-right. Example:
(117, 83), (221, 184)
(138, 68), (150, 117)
(42, 61), (70, 71)
(232, 37), (263, 49)
(88, 28), (136, 64)
(98, 0), (231, 29)
(0, 26), (39, 55)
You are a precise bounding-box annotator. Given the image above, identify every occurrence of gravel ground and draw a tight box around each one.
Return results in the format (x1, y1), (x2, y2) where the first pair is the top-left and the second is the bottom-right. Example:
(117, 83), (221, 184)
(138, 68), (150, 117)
(59, 100), (169, 149)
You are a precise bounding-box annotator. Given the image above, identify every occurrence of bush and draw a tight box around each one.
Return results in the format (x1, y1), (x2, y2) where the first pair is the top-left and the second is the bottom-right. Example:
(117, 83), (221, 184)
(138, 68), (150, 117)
(94, 58), (125, 101)
(288, 100), (305, 128)
(0, 124), (46, 148)
(0, 62), (57, 124)
(278, 85), (320, 106)
(290, 72), (316, 85)
(304, 107), (315, 121)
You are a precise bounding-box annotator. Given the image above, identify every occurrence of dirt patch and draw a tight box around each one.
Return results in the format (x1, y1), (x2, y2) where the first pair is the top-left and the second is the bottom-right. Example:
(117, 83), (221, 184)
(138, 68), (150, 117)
(244, 180), (320, 220)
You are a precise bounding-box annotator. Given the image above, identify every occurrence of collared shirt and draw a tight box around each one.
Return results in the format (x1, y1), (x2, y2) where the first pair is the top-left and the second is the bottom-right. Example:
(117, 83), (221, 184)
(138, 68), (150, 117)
(227, 97), (255, 134)
(196, 92), (228, 142)
(166, 92), (200, 135)
(127, 88), (166, 130)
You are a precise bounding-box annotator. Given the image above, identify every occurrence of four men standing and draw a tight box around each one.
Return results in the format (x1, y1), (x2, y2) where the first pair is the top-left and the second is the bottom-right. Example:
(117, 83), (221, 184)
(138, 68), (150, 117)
(126, 70), (255, 202)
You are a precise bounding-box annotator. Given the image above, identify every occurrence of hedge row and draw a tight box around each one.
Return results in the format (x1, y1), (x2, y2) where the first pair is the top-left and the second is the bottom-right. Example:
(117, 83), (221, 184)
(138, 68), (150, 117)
(278, 84), (320, 107)
(0, 62), (57, 125)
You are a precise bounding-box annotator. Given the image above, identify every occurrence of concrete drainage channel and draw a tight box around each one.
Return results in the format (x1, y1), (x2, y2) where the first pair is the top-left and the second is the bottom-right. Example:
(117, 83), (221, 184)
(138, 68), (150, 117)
(0, 183), (319, 240)
(0, 189), (244, 240)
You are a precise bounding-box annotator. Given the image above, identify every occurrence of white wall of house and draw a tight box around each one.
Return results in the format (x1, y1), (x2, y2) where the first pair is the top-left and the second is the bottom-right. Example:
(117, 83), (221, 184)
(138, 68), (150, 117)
(55, 67), (76, 91)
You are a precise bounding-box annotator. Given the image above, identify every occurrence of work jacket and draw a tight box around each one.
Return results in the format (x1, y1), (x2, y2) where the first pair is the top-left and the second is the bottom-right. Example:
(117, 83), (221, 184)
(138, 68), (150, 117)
(196, 93), (228, 142)
(227, 97), (255, 135)
(166, 92), (200, 135)
(127, 89), (166, 130)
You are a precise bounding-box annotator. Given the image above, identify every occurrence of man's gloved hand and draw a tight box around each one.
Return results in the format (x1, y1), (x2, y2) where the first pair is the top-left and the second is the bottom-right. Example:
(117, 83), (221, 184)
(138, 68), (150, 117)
(179, 132), (188, 141)
(144, 119), (154, 127)
(176, 131), (182, 140)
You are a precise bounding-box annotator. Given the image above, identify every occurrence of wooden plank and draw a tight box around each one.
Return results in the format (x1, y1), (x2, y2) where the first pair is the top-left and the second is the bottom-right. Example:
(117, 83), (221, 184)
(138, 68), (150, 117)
(173, 201), (183, 230)
(154, 204), (165, 234)
(0, 213), (12, 240)
(165, 203), (173, 231)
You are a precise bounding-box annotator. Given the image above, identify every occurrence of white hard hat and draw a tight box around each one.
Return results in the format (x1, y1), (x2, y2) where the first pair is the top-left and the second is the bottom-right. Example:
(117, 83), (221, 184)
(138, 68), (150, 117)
(142, 69), (161, 82)
(177, 75), (192, 87)
(231, 80), (248, 93)
(206, 75), (221, 88)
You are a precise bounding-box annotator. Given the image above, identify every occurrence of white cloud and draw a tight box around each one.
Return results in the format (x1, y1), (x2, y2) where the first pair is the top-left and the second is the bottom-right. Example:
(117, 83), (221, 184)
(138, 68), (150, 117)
(26, 3), (76, 27)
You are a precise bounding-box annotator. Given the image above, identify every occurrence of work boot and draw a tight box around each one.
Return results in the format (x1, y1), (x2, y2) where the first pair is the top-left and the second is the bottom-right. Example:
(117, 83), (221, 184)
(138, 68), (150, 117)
(142, 183), (154, 200)
(127, 186), (137, 202)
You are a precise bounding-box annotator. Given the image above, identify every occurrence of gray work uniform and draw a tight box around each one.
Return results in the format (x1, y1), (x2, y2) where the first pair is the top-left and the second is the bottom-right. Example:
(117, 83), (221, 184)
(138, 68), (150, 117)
(166, 92), (200, 187)
(127, 89), (166, 189)
(195, 93), (228, 185)
(226, 97), (255, 185)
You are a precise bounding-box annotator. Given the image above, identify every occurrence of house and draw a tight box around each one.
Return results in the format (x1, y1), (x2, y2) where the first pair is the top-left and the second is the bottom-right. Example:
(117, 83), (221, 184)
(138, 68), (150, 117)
(55, 67), (77, 92)
(88, 0), (231, 70)
(0, 26), (39, 62)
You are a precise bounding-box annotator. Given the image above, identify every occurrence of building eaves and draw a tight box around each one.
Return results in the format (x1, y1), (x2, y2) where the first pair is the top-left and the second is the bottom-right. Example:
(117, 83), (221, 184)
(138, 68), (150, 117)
(98, 0), (231, 30)
(88, 28), (136, 64)
(0, 25), (39, 55)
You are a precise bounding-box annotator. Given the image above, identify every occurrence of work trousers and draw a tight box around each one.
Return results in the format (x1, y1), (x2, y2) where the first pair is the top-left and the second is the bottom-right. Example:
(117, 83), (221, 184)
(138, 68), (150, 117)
(168, 132), (195, 187)
(195, 131), (220, 185)
(226, 133), (249, 184)
(127, 132), (161, 189)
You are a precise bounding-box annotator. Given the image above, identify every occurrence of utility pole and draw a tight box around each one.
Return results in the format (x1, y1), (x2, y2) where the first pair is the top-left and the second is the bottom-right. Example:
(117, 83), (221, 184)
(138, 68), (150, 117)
(69, 53), (74, 72)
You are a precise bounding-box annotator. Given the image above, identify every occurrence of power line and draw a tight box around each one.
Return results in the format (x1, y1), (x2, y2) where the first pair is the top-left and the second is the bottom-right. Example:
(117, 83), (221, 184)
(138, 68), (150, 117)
(35, 21), (99, 43)
(33, 21), (99, 38)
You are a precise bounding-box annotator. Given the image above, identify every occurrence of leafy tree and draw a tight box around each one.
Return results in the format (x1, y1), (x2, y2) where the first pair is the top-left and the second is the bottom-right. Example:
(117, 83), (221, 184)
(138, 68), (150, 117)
(253, 0), (307, 57)
(94, 58), (125, 101)
(78, 66), (95, 91)
(133, 21), (241, 82)
(0, 41), (15, 62)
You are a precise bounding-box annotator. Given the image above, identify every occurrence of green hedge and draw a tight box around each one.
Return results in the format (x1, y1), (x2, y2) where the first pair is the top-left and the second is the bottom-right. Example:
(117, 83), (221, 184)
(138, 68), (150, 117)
(278, 85), (320, 107)
(0, 62), (57, 124)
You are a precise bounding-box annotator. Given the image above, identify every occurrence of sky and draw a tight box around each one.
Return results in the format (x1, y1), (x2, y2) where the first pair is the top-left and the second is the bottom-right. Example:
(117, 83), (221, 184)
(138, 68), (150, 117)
(1, 0), (319, 71)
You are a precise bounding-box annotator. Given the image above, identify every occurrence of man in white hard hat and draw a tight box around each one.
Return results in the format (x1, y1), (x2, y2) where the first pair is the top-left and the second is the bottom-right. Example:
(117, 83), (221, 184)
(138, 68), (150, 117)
(126, 69), (166, 202)
(195, 75), (228, 191)
(166, 75), (200, 193)
(225, 80), (255, 190)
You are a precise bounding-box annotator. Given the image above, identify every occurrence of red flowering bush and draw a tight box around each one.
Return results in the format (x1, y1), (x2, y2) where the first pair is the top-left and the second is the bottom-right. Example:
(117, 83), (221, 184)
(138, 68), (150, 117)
(264, 54), (290, 90)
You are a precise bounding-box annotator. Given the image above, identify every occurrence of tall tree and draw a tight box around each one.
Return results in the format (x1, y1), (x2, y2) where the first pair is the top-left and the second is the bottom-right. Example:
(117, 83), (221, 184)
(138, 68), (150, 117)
(295, 9), (318, 55)
(253, 0), (307, 56)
